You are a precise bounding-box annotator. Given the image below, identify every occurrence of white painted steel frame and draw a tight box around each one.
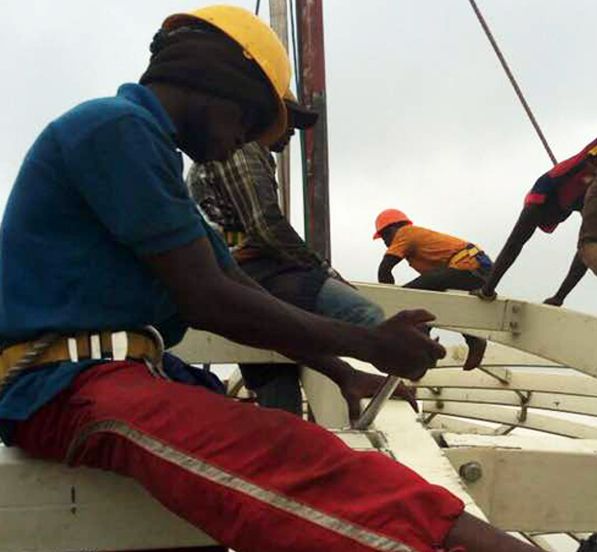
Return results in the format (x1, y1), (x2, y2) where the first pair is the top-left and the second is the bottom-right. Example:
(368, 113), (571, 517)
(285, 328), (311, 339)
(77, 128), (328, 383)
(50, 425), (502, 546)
(443, 435), (597, 532)
(173, 284), (597, 377)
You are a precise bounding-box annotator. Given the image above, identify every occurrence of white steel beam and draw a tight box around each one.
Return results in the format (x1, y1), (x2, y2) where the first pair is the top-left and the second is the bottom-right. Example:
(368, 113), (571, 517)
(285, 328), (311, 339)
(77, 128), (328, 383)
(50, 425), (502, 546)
(355, 283), (597, 378)
(442, 433), (597, 451)
(426, 415), (502, 435)
(417, 387), (597, 417)
(438, 342), (560, 368)
(173, 286), (597, 382)
(443, 439), (597, 532)
(375, 402), (487, 519)
(170, 330), (289, 364)
(414, 367), (597, 397)
(0, 448), (213, 552)
(422, 402), (597, 438)
(354, 284), (514, 332)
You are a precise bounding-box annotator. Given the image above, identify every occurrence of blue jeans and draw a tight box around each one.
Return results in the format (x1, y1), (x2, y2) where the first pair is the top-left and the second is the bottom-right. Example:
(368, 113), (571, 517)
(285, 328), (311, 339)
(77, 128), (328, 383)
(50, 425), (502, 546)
(314, 277), (385, 327)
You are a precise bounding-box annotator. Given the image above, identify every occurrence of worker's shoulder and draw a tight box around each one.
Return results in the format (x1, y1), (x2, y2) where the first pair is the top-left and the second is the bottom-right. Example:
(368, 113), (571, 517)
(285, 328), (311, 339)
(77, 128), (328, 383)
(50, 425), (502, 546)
(401, 224), (427, 239)
(51, 94), (161, 149)
(241, 141), (269, 156)
(404, 225), (452, 244)
(238, 141), (272, 164)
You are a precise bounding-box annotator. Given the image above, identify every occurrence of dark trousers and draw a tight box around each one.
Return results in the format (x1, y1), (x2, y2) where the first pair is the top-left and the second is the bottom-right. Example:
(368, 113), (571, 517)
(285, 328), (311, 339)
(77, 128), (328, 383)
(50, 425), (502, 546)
(404, 267), (485, 292)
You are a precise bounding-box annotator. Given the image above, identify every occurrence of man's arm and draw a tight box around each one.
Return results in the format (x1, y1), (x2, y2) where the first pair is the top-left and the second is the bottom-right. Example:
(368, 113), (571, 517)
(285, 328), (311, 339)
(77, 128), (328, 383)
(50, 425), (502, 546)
(223, 261), (265, 291)
(143, 238), (445, 380)
(378, 254), (402, 284)
(476, 205), (542, 298)
(292, 354), (419, 421)
(544, 252), (588, 306)
(223, 257), (415, 414)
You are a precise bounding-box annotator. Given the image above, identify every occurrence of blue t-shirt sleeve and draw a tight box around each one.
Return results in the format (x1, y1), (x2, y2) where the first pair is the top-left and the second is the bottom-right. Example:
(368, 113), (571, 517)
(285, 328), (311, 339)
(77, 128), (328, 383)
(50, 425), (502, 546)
(64, 114), (206, 256)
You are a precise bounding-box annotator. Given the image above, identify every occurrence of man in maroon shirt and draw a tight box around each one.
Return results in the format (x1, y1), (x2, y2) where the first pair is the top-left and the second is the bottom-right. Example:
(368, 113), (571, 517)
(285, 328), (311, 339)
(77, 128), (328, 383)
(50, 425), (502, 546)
(474, 138), (597, 305)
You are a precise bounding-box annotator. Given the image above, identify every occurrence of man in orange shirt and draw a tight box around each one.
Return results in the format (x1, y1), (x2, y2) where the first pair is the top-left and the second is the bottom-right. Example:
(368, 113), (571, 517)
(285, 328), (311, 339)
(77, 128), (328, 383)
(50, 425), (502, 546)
(375, 209), (493, 370)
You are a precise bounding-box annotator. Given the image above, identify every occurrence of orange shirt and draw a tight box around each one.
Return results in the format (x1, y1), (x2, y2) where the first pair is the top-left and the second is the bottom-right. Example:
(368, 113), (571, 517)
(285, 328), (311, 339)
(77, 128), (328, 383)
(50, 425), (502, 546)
(386, 225), (479, 274)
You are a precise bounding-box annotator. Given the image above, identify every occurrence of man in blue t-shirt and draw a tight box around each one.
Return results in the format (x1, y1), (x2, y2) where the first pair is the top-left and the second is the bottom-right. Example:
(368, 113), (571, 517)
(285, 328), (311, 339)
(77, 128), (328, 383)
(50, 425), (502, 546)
(0, 6), (538, 552)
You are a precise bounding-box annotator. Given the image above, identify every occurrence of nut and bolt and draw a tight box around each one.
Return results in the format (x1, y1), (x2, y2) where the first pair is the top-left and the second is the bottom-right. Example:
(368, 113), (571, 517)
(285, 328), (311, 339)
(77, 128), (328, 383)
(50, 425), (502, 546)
(459, 461), (483, 483)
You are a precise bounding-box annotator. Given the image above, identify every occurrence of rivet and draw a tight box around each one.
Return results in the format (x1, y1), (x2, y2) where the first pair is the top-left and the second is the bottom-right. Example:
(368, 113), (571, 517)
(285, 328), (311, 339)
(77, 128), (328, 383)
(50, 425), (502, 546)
(459, 461), (483, 483)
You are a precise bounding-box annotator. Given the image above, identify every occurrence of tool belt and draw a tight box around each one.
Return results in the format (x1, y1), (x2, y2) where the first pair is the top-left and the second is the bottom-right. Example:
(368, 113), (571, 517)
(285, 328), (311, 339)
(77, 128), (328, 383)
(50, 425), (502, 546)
(224, 230), (246, 247)
(449, 243), (492, 275)
(449, 243), (481, 266)
(0, 328), (164, 387)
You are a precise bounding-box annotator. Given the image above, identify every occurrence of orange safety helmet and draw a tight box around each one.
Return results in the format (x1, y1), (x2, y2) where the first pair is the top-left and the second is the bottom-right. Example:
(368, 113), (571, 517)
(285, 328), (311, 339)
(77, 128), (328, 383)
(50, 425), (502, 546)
(373, 209), (412, 239)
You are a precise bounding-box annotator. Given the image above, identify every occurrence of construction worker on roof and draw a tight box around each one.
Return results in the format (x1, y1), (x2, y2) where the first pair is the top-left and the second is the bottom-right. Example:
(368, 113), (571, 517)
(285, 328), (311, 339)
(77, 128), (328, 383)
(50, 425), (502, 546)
(0, 5), (540, 552)
(375, 209), (493, 371)
(187, 91), (416, 420)
(473, 138), (597, 305)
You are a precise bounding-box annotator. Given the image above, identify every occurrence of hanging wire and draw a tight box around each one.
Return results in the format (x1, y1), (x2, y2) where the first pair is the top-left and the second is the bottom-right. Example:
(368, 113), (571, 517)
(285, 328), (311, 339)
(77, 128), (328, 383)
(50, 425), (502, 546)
(468, 0), (557, 165)
(255, 0), (261, 16)
(289, 0), (301, 98)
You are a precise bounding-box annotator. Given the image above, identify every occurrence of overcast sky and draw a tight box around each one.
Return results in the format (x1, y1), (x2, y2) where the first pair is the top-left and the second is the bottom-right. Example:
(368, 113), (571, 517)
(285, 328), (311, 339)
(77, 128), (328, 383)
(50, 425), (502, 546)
(2, 0), (597, 317)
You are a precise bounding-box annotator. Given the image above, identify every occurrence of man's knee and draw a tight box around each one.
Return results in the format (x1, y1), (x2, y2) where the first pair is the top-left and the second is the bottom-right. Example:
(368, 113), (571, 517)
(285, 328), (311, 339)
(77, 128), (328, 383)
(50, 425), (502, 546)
(315, 278), (385, 327)
(353, 302), (385, 327)
(328, 296), (385, 327)
(580, 242), (597, 275)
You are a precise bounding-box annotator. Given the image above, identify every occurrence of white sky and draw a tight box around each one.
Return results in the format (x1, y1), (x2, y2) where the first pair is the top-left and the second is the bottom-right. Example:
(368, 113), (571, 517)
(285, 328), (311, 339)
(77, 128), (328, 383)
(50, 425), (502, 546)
(2, 0), (597, 315)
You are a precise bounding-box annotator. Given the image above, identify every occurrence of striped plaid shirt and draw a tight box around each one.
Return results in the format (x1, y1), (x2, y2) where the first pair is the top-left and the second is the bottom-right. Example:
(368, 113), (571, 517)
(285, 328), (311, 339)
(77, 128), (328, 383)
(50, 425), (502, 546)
(187, 142), (323, 267)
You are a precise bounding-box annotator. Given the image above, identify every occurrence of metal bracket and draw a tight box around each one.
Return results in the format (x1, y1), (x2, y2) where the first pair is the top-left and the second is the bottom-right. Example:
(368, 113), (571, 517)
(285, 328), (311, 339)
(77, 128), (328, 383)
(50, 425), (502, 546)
(516, 390), (532, 422)
(478, 366), (512, 385)
(430, 386), (444, 410)
(494, 424), (516, 436)
(503, 300), (524, 335)
(423, 412), (438, 426)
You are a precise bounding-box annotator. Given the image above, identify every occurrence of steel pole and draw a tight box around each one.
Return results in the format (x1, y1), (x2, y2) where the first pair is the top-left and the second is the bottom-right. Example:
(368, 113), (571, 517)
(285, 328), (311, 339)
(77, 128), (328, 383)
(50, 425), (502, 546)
(296, 0), (331, 260)
(269, 0), (291, 216)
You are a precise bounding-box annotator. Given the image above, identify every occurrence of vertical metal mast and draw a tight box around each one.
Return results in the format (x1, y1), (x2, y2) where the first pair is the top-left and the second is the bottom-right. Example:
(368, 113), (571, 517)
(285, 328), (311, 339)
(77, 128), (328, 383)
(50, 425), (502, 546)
(296, 0), (331, 260)
(269, 0), (292, 216)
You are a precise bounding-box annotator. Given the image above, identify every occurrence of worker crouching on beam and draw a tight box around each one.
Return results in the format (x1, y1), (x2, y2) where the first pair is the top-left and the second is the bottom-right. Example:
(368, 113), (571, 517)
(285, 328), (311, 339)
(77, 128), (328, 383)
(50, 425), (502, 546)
(375, 209), (492, 371)
(0, 5), (540, 552)
(473, 139), (597, 306)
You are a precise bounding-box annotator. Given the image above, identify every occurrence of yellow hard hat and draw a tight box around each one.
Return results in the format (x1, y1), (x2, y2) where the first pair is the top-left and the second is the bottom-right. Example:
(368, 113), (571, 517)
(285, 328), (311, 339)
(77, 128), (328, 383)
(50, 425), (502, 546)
(162, 5), (291, 145)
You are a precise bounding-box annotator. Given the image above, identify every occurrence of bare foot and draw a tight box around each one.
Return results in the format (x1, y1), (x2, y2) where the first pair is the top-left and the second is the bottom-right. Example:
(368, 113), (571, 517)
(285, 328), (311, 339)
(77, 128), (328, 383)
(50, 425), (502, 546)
(463, 336), (487, 370)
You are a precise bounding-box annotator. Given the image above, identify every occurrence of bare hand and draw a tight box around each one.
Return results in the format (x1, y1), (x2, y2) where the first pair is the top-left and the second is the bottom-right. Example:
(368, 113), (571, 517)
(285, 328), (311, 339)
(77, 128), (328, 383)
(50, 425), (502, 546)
(338, 367), (419, 422)
(368, 309), (445, 380)
(543, 296), (563, 307)
(470, 287), (497, 301)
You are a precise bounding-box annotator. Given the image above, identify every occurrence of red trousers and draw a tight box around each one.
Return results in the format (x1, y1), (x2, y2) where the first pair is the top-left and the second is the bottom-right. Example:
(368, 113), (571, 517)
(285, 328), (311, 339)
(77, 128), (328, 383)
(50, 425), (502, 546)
(14, 361), (463, 552)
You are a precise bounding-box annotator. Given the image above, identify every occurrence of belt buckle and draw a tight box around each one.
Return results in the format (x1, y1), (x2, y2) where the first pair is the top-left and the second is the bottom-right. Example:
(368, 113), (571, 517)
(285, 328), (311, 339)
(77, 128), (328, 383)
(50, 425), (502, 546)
(140, 326), (165, 371)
